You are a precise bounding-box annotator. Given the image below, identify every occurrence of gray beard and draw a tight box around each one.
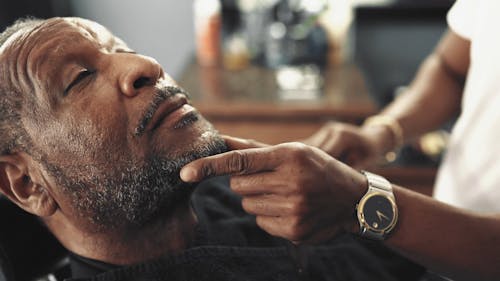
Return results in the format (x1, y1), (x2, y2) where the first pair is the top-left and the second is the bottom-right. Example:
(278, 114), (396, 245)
(42, 136), (227, 231)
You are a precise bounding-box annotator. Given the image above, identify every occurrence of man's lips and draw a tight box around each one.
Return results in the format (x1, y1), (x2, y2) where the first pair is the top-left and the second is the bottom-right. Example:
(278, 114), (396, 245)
(134, 85), (193, 136)
(148, 94), (190, 132)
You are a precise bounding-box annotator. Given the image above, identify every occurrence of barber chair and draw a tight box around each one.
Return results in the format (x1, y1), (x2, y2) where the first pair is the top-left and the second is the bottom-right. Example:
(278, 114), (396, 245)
(0, 196), (454, 281)
(0, 196), (69, 281)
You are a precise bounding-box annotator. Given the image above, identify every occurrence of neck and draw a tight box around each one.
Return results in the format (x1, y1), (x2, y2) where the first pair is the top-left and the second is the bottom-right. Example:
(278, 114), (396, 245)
(47, 203), (198, 265)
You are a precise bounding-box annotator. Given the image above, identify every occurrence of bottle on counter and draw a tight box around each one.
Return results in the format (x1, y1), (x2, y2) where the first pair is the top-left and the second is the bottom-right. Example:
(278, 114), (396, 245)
(194, 0), (222, 66)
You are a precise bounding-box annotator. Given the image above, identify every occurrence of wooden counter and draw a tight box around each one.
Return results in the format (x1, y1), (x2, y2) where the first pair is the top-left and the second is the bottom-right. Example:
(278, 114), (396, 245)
(178, 61), (437, 195)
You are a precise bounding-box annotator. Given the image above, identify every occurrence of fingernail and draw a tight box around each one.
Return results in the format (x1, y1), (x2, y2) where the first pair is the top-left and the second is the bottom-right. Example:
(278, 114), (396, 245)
(180, 167), (197, 182)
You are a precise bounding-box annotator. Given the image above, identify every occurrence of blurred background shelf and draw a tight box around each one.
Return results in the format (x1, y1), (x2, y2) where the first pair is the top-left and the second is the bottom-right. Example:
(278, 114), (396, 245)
(180, 61), (376, 144)
(179, 60), (437, 196)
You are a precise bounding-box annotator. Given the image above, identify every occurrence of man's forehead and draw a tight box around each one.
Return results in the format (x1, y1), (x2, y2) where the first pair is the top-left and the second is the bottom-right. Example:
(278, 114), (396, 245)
(64, 17), (118, 46)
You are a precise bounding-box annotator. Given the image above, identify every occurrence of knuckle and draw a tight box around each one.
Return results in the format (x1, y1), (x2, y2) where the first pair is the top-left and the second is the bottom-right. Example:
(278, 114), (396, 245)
(291, 197), (309, 215)
(287, 181), (302, 194)
(284, 197), (310, 215)
(287, 174), (310, 194)
(284, 201), (296, 214)
(243, 198), (267, 214)
(228, 150), (248, 174)
(287, 143), (311, 161)
(281, 142), (306, 152)
(200, 163), (216, 178)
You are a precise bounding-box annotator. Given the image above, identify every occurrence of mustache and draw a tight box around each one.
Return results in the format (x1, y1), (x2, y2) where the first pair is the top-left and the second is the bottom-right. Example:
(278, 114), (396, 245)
(134, 85), (190, 136)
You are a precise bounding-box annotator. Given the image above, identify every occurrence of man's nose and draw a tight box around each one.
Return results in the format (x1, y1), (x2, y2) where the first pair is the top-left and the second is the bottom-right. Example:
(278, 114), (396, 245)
(118, 54), (164, 97)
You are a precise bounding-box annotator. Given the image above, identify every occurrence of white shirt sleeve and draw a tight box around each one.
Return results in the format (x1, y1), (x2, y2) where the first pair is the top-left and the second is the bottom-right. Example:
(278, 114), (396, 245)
(447, 0), (478, 39)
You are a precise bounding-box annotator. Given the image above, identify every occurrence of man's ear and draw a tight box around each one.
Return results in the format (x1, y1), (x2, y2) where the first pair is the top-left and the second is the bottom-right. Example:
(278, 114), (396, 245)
(0, 152), (58, 217)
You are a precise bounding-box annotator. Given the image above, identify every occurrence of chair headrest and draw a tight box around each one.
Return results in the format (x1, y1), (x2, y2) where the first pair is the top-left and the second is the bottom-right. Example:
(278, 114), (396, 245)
(0, 196), (67, 281)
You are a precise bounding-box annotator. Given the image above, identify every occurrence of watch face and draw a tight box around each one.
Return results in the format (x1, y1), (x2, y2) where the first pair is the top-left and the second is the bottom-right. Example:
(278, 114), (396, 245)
(361, 194), (395, 231)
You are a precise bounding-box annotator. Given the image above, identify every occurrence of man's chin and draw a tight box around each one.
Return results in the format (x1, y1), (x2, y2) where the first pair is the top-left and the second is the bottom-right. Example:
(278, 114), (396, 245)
(90, 132), (227, 231)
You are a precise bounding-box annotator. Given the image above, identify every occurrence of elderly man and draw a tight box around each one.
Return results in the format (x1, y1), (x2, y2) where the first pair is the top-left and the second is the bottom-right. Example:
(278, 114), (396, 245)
(0, 17), (421, 280)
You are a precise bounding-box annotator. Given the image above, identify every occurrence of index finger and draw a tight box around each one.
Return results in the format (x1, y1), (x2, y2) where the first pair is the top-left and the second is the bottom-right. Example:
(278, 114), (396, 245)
(180, 146), (281, 183)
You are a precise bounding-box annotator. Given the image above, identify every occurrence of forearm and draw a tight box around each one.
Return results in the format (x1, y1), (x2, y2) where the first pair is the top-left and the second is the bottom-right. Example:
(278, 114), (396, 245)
(379, 53), (463, 141)
(386, 186), (500, 280)
(362, 31), (469, 153)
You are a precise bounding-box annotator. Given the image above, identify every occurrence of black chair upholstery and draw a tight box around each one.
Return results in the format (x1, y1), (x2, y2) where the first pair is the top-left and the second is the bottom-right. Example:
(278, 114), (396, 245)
(0, 243), (14, 281)
(0, 196), (67, 281)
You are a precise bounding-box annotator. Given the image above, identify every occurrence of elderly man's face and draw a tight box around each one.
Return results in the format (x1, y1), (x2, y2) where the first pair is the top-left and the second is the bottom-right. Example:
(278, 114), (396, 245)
(2, 18), (226, 230)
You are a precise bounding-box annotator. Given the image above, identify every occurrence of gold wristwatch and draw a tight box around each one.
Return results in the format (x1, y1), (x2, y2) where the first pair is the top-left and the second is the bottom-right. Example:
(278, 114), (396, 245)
(356, 171), (398, 240)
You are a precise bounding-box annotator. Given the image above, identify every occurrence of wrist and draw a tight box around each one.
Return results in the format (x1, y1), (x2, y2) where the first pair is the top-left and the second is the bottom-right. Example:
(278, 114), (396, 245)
(345, 171), (369, 234)
(362, 115), (404, 162)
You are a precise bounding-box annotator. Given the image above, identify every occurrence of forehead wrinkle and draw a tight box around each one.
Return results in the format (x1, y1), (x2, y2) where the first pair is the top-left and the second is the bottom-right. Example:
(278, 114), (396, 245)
(4, 19), (66, 109)
(67, 18), (118, 53)
(64, 18), (130, 56)
(2, 21), (47, 101)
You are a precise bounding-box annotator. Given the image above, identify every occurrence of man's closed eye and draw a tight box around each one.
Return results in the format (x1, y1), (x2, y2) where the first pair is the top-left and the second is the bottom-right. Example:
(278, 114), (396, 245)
(64, 69), (95, 96)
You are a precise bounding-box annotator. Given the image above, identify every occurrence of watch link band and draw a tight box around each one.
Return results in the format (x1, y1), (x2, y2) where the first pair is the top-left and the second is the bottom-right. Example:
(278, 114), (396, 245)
(356, 171), (398, 240)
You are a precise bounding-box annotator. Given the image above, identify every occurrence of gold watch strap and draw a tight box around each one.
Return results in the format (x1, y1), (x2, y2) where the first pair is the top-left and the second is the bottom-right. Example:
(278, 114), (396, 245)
(357, 171), (398, 240)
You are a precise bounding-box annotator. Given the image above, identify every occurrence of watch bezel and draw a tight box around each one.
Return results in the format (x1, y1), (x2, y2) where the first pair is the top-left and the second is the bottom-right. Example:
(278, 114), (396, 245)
(357, 191), (398, 236)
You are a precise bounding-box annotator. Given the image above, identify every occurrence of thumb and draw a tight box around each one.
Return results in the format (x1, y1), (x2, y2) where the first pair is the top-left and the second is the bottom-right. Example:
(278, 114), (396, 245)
(222, 135), (269, 150)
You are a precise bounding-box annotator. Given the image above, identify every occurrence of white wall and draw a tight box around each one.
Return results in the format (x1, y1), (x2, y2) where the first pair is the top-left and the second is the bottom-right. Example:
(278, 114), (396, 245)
(69, 0), (195, 79)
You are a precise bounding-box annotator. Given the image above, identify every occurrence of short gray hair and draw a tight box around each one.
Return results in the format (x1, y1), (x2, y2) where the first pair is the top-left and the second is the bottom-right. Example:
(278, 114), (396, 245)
(0, 18), (44, 155)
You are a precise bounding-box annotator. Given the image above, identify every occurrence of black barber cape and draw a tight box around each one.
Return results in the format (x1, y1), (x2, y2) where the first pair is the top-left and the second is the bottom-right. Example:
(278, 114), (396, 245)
(67, 177), (423, 281)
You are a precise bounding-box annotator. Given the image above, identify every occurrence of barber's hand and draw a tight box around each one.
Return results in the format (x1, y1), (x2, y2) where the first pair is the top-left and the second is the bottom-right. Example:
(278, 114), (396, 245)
(180, 136), (367, 244)
(301, 122), (386, 169)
